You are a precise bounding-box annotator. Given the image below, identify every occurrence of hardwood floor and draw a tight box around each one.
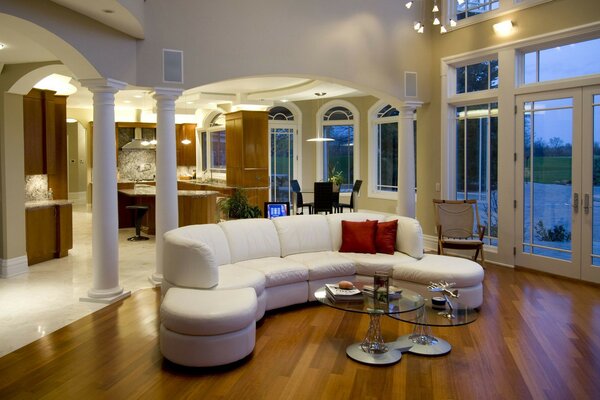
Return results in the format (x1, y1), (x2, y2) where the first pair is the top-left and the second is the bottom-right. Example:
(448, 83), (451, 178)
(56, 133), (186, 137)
(1, 265), (599, 399)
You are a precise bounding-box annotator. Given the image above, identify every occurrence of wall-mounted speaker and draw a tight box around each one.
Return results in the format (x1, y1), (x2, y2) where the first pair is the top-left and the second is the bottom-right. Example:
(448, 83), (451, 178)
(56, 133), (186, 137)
(405, 71), (417, 98)
(163, 49), (183, 83)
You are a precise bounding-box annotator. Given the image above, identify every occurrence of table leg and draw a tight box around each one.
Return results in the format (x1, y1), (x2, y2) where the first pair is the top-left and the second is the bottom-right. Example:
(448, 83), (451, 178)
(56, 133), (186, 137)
(393, 306), (452, 356)
(345, 310), (412, 365)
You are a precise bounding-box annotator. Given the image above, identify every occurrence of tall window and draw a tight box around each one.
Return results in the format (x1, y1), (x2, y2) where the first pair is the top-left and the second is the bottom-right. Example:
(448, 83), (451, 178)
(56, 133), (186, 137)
(322, 106), (355, 192)
(374, 105), (399, 192)
(456, 0), (499, 21)
(269, 106), (296, 202)
(200, 113), (226, 172)
(524, 37), (600, 84)
(455, 103), (498, 245)
(456, 59), (499, 94)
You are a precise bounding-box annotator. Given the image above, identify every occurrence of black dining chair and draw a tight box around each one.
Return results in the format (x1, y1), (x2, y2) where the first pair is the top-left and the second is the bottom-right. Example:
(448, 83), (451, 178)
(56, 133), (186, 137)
(313, 181), (334, 214)
(336, 180), (362, 213)
(291, 180), (313, 215)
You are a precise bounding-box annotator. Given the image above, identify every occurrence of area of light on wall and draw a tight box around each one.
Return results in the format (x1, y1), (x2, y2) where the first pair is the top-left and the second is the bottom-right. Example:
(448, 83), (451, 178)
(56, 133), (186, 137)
(33, 74), (77, 95)
(493, 20), (514, 37)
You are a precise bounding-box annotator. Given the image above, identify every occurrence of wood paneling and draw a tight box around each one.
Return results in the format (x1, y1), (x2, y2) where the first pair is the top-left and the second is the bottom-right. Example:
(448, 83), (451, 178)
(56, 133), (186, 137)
(23, 90), (45, 175)
(25, 203), (72, 265)
(176, 123), (197, 167)
(1, 265), (600, 398)
(48, 96), (68, 199)
(57, 203), (72, 257)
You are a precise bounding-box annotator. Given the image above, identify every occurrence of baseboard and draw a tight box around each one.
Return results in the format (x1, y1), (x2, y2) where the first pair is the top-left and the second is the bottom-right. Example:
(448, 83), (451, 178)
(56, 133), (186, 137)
(0, 256), (29, 278)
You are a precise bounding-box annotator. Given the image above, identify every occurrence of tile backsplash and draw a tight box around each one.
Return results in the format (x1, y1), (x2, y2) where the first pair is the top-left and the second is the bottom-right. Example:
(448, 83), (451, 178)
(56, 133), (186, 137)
(118, 150), (156, 181)
(25, 175), (49, 201)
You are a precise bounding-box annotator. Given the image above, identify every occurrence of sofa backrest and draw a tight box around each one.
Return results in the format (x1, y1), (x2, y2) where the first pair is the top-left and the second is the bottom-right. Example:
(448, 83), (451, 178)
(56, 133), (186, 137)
(163, 228), (219, 289)
(326, 212), (386, 251)
(272, 214), (332, 257)
(166, 224), (232, 266)
(219, 218), (281, 263)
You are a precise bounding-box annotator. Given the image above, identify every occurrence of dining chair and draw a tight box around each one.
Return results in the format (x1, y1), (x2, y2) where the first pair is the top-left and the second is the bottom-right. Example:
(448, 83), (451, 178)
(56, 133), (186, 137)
(336, 180), (362, 213)
(291, 180), (313, 215)
(313, 182), (334, 214)
(433, 199), (485, 265)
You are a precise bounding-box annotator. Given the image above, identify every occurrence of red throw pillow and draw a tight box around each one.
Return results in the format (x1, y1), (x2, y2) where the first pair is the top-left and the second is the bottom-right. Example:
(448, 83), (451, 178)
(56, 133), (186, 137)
(339, 220), (378, 254)
(375, 220), (398, 255)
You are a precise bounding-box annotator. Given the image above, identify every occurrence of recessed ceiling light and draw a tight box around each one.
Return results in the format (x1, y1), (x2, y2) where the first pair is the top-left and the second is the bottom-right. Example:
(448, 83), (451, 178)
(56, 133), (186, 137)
(123, 100), (131, 104)
(186, 101), (194, 105)
(102, 9), (115, 14)
(0, 43), (5, 50)
(133, 94), (143, 98)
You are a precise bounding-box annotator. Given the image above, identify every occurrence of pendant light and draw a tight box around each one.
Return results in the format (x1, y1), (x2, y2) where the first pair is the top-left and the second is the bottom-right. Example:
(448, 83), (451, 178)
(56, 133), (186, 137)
(307, 92), (334, 142)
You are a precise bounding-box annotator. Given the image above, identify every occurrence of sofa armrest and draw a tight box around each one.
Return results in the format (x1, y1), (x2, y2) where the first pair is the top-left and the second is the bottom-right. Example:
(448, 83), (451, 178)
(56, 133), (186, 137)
(387, 215), (424, 259)
(163, 231), (219, 288)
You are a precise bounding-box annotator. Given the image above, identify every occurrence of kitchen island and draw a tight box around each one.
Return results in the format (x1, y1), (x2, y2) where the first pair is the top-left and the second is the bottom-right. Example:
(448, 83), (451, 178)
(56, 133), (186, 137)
(118, 185), (219, 235)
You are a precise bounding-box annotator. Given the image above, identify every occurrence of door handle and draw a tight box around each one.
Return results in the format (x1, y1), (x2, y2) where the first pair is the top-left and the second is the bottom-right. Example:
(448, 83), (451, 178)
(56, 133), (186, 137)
(573, 193), (579, 213)
(584, 193), (590, 214)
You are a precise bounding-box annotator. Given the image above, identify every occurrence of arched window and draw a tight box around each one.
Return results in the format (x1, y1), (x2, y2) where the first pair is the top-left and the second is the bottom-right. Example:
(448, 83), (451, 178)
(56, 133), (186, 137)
(269, 105), (299, 202)
(373, 104), (399, 193)
(320, 103), (358, 192)
(199, 112), (226, 173)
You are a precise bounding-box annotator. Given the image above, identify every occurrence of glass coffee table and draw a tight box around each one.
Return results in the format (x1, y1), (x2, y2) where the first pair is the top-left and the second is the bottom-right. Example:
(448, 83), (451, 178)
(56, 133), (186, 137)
(389, 298), (479, 356)
(314, 285), (424, 365)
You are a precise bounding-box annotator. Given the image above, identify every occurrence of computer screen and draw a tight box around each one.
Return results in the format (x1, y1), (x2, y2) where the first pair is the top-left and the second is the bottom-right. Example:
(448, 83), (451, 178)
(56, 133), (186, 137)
(264, 202), (290, 219)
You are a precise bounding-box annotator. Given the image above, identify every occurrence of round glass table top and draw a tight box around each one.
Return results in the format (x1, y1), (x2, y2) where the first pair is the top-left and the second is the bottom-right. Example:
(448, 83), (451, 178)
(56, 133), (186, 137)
(389, 298), (479, 327)
(314, 284), (424, 315)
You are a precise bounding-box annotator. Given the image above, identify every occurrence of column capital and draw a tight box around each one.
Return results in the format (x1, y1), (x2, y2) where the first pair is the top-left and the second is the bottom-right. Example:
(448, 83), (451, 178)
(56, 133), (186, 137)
(152, 87), (183, 101)
(79, 78), (127, 93)
(393, 101), (423, 118)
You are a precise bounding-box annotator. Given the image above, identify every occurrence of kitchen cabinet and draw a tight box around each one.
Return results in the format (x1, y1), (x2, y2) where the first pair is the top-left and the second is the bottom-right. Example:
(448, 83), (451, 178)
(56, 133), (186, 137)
(25, 202), (73, 265)
(225, 111), (269, 209)
(23, 89), (68, 199)
(176, 123), (197, 166)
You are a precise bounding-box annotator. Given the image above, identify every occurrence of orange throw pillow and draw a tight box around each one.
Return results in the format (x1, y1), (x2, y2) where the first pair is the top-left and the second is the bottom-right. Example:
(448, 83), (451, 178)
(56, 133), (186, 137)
(339, 220), (378, 254)
(375, 220), (397, 254)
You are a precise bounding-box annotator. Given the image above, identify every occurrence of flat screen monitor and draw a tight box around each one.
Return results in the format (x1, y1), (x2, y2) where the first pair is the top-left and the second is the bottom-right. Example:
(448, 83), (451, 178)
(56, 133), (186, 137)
(264, 202), (290, 219)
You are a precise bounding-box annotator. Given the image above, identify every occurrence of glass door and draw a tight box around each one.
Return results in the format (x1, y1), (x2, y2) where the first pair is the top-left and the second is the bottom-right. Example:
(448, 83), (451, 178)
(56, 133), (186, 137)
(269, 126), (295, 202)
(515, 89), (582, 279)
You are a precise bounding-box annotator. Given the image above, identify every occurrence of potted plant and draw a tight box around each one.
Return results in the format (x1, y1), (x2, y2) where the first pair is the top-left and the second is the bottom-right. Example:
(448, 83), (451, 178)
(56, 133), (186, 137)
(328, 166), (344, 192)
(217, 188), (262, 219)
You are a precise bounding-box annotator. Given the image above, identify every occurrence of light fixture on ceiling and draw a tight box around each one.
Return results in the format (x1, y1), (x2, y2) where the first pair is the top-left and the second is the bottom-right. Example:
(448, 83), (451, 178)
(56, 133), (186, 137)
(307, 92), (334, 142)
(409, 0), (452, 34)
(405, 1), (413, 9)
(0, 43), (5, 50)
(181, 138), (192, 145)
(493, 20), (515, 37)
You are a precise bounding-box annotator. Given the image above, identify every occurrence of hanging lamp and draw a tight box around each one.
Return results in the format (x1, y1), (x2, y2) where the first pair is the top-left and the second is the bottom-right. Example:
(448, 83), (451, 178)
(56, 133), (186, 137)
(307, 92), (334, 142)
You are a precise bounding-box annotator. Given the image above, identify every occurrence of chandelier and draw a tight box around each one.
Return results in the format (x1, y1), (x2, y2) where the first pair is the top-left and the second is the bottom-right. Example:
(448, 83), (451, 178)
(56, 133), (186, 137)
(405, 0), (459, 34)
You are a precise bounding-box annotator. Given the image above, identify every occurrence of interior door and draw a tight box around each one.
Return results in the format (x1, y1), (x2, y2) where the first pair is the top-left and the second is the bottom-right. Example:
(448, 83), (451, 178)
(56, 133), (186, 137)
(515, 89), (582, 279)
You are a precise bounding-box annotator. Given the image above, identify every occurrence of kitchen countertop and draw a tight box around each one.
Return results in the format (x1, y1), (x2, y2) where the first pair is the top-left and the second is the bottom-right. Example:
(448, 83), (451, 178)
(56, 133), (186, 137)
(25, 200), (74, 209)
(118, 186), (219, 197)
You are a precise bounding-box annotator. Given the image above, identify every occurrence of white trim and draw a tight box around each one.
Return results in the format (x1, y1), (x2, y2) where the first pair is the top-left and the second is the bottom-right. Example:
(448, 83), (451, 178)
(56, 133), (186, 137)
(0, 256), (28, 278)
(315, 99), (360, 188)
(367, 100), (400, 200)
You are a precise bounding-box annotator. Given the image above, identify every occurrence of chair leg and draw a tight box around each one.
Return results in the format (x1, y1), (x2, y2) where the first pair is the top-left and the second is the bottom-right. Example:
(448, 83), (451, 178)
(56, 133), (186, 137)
(479, 245), (485, 267)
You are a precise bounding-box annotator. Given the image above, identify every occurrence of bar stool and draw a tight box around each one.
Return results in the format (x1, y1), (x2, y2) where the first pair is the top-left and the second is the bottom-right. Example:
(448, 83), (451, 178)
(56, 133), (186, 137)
(126, 205), (149, 241)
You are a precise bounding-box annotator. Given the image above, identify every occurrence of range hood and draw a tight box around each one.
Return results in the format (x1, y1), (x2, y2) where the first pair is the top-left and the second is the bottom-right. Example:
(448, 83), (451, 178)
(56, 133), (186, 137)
(122, 127), (156, 150)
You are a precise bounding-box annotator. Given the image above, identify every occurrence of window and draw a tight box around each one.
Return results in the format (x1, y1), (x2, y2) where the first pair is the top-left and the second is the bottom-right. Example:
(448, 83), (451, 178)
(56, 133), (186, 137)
(524, 37), (600, 84)
(200, 113), (226, 172)
(456, 59), (499, 94)
(455, 103), (498, 245)
(374, 105), (399, 192)
(456, 0), (499, 21)
(322, 106), (355, 192)
(269, 106), (297, 202)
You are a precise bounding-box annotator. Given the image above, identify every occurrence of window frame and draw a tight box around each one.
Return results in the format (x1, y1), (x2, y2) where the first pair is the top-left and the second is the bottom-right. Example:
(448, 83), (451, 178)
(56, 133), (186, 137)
(315, 99), (360, 196)
(368, 101), (401, 200)
(199, 111), (227, 179)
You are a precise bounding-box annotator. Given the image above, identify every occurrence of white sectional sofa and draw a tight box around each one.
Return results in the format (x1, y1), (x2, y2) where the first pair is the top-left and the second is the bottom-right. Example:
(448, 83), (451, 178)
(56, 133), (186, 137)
(161, 212), (485, 317)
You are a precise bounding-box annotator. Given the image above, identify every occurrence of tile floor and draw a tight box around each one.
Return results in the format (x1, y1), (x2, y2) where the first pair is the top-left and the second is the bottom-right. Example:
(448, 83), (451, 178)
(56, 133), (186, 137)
(0, 203), (156, 357)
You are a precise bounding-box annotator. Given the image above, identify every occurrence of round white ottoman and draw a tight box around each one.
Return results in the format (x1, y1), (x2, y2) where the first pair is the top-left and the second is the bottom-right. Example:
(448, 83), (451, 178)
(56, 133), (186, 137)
(160, 287), (257, 367)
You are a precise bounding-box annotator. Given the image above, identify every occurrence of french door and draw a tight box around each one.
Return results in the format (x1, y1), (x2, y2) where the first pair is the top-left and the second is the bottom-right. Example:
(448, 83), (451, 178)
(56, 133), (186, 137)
(516, 87), (600, 283)
(269, 125), (296, 203)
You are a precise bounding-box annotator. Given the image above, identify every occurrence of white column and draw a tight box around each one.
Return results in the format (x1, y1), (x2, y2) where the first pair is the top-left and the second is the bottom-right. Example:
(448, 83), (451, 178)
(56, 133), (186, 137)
(80, 78), (130, 303)
(151, 88), (182, 285)
(396, 102), (422, 218)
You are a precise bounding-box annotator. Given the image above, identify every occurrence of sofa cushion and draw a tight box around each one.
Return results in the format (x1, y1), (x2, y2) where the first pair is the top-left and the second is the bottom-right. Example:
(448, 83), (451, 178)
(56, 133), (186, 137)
(285, 251), (356, 280)
(218, 264), (266, 296)
(341, 251), (418, 276)
(392, 254), (484, 287)
(219, 219), (281, 263)
(374, 220), (398, 255)
(165, 224), (231, 266)
(234, 257), (308, 287)
(326, 212), (386, 251)
(386, 215), (424, 259)
(272, 215), (332, 257)
(163, 230), (219, 288)
(339, 220), (378, 253)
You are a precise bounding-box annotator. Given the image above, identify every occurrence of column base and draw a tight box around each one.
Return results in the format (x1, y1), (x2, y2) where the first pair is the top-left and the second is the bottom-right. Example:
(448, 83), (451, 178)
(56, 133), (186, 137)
(149, 272), (163, 287)
(80, 287), (131, 304)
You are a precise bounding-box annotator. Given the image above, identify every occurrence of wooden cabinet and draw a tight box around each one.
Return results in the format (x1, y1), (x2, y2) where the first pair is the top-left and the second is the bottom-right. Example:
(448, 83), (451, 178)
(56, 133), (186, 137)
(225, 111), (269, 209)
(23, 89), (68, 199)
(176, 123), (197, 166)
(25, 203), (73, 265)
